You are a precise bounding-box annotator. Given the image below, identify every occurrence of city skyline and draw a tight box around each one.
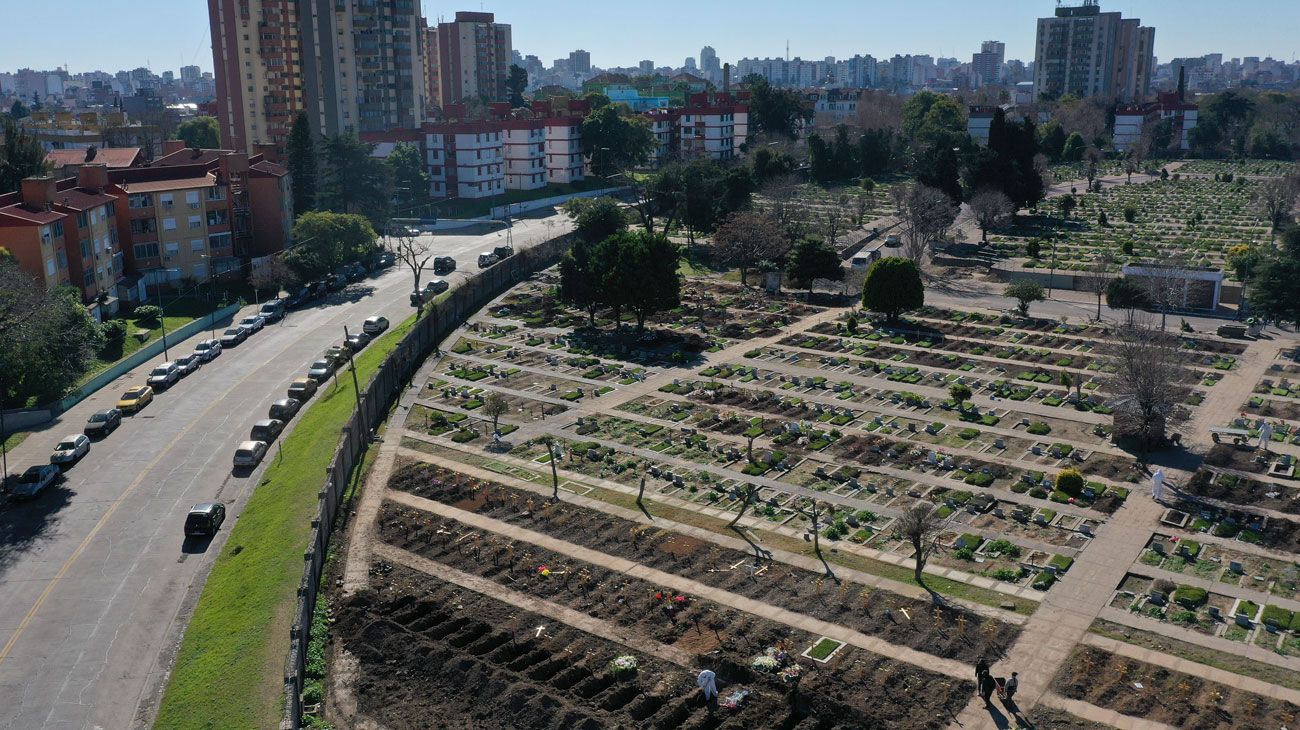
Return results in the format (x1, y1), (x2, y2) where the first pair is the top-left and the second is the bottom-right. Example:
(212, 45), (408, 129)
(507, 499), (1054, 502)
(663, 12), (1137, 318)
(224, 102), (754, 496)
(1, 0), (1298, 76)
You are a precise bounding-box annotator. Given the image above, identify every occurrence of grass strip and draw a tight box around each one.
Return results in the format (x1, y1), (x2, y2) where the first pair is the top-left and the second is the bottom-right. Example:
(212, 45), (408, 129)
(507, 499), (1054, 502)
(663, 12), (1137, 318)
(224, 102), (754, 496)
(1089, 619), (1300, 691)
(154, 313), (417, 729)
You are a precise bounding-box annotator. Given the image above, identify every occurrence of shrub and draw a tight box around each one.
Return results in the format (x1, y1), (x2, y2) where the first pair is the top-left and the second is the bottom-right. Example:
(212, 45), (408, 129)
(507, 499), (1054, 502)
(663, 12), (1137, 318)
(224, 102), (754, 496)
(133, 304), (163, 326)
(1027, 421), (1051, 435)
(1235, 599), (1259, 617)
(986, 539), (1021, 558)
(964, 471), (994, 488)
(1025, 240), (1042, 258)
(991, 567), (1023, 582)
(1055, 468), (1085, 497)
(101, 318), (128, 345)
(1261, 604), (1295, 628)
(954, 546), (975, 561)
(1173, 585), (1208, 608)
(1032, 572), (1056, 590)
(1122, 205), (1137, 223)
(1170, 610), (1198, 624)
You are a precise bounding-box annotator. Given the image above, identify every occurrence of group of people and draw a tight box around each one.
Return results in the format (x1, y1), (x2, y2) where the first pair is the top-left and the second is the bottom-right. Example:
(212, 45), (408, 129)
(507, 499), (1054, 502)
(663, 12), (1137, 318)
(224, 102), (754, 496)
(975, 658), (1017, 705)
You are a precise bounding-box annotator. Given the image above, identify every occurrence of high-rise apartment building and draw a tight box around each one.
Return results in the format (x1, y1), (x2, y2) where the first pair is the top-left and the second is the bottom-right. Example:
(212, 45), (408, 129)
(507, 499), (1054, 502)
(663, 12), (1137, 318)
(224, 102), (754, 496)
(700, 46), (720, 84)
(569, 50), (591, 74)
(208, 0), (303, 155)
(1033, 0), (1154, 102)
(971, 41), (1005, 87)
(426, 12), (513, 111)
(638, 60), (655, 76)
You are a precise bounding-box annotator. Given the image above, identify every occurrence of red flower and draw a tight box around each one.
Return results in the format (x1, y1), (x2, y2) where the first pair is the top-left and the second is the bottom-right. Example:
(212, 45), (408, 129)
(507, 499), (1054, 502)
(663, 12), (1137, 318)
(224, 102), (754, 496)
(654, 591), (663, 601)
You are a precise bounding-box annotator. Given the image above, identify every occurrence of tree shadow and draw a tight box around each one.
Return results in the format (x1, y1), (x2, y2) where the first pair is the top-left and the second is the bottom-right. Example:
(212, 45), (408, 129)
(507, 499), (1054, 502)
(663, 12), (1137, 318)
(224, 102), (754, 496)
(0, 480), (75, 580)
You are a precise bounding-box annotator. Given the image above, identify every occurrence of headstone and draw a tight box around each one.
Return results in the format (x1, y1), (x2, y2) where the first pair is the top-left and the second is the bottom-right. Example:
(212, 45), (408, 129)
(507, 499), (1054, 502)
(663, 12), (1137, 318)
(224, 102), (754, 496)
(1229, 560), (1244, 573)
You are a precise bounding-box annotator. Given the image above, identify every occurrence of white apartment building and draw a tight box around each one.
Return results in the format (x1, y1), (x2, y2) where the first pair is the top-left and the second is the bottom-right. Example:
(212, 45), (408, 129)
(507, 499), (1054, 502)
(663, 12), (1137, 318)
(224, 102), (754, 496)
(544, 120), (585, 184)
(503, 121), (547, 190)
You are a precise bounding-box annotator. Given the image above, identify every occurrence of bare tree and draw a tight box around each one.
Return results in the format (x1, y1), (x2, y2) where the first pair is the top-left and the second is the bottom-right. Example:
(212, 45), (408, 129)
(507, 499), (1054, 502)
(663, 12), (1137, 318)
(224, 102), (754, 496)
(387, 228), (436, 314)
(1105, 317), (1192, 450)
(820, 207), (843, 249)
(727, 483), (761, 529)
(1084, 148), (1102, 192)
(895, 501), (945, 599)
(968, 189), (1014, 244)
(1125, 132), (1152, 183)
(1079, 252), (1118, 321)
(709, 211), (789, 287)
(248, 257), (299, 299)
(851, 195), (871, 227)
(541, 436), (560, 501)
(794, 497), (835, 579)
(1137, 252), (1194, 330)
(892, 183), (958, 265)
(855, 90), (905, 130)
(483, 392), (508, 435)
(760, 174), (808, 244)
(1253, 177), (1299, 231)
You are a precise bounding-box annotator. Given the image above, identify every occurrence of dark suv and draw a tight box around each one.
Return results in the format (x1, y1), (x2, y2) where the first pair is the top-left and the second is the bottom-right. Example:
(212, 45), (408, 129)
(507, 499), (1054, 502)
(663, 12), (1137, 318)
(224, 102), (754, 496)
(185, 502), (226, 536)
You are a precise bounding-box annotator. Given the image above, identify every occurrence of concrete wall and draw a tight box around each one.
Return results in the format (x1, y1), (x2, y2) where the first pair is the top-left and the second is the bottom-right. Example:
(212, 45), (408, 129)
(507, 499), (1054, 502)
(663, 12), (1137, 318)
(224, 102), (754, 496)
(489, 186), (628, 219)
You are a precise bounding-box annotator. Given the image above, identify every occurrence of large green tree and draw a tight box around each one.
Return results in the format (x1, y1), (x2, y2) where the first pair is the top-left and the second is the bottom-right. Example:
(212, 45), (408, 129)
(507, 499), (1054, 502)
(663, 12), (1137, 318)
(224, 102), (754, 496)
(174, 115), (220, 149)
(286, 111), (317, 217)
(562, 196), (627, 244)
(0, 261), (103, 407)
(386, 142), (430, 207)
(614, 230), (681, 333)
(559, 238), (603, 326)
(785, 238), (843, 298)
(284, 211), (378, 280)
(317, 131), (393, 224)
(580, 105), (655, 177)
(862, 257), (924, 321)
(0, 116), (49, 195)
(743, 75), (811, 139)
(506, 64), (529, 108)
(1250, 227), (1300, 326)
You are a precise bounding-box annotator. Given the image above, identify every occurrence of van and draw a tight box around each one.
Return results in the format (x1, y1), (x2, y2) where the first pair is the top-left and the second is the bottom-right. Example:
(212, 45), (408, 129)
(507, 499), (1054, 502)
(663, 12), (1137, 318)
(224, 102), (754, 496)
(259, 299), (286, 322)
(433, 256), (456, 274)
(478, 252), (498, 268)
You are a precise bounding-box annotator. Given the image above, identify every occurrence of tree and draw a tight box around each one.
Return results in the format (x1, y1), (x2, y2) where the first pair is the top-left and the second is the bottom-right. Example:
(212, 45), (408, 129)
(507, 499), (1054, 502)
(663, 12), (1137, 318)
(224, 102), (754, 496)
(1105, 318), (1192, 449)
(727, 484), (760, 530)
(896, 501), (945, 596)
(386, 142), (430, 207)
(1058, 195), (1077, 219)
(949, 383), (972, 409)
(559, 238), (603, 326)
(617, 230), (681, 333)
(1080, 253), (1117, 320)
(541, 436), (560, 501)
(248, 257), (299, 298)
(1139, 254), (1195, 330)
(484, 392), (509, 435)
(582, 91), (611, 110)
(743, 75), (811, 139)
(1249, 226), (1300, 327)
(1106, 277), (1150, 323)
(751, 147), (795, 182)
(785, 238), (843, 299)
(284, 211), (378, 281)
(1039, 121), (1068, 162)
(793, 497), (834, 578)
(506, 64), (529, 108)
(287, 111), (317, 216)
(0, 116), (49, 195)
(317, 131), (394, 224)
(1005, 280), (1045, 317)
(710, 211), (788, 286)
(386, 227), (435, 313)
(562, 196), (628, 244)
(861, 257), (924, 322)
(8, 100), (29, 119)
(0, 262), (104, 407)
(1254, 177), (1297, 230)
(174, 115), (220, 149)
(581, 105), (655, 177)
(1060, 132), (1086, 162)
(968, 189), (1014, 244)
(892, 183), (957, 264)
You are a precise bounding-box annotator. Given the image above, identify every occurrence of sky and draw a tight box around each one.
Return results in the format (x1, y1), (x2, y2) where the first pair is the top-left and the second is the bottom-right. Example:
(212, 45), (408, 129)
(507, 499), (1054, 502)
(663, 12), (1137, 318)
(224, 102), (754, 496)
(0, 0), (1297, 75)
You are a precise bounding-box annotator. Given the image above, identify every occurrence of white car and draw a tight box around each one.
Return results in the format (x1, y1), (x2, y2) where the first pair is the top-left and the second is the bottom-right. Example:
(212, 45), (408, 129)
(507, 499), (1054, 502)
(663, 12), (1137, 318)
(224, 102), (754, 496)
(239, 314), (266, 333)
(194, 339), (222, 362)
(146, 361), (181, 389)
(233, 440), (268, 468)
(307, 359), (334, 382)
(362, 315), (389, 335)
(50, 434), (91, 465)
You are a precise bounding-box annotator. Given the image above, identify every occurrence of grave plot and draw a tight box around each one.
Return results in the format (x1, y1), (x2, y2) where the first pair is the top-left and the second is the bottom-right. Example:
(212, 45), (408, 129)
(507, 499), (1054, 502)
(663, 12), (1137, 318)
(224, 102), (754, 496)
(1138, 533), (1300, 602)
(752, 180), (896, 254)
(1113, 569), (1300, 651)
(1156, 484), (1300, 556)
(1182, 469), (1300, 522)
(986, 178), (1273, 277)
(436, 354), (613, 403)
(1046, 159), (1131, 182)
(1053, 645), (1300, 728)
(1175, 159), (1296, 177)
(386, 462), (1021, 662)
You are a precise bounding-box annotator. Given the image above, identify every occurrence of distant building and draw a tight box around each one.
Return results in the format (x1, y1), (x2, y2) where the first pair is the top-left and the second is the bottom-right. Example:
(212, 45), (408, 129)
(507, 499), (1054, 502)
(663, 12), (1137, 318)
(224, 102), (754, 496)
(966, 106), (1001, 145)
(427, 12), (513, 109)
(569, 50), (592, 74)
(1113, 92), (1198, 152)
(811, 90), (860, 125)
(972, 41), (1005, 88)
(1033, 1), (1154, 102)
(638, 60), (655, 77)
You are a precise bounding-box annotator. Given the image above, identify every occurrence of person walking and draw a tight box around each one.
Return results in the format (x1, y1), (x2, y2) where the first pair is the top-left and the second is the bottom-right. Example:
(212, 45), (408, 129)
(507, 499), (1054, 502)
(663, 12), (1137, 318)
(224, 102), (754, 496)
(979, 671), (995, 705)
(975, 658), (990, 680)
(1003, 672), (1018, 701)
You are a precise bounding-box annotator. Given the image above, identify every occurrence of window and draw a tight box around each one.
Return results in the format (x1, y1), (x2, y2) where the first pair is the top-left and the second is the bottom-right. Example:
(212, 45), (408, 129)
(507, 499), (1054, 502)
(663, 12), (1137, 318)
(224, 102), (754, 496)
(160, 194), (174, 207)
(163, 218), (177, 231)
(188, 215), (202, 229)
(128, 193), (152, 208)
(80, 239), (91, 258)
(207, 186), (226, 201)
(56, 250), (67, 269)
(76, 211), (88, 228)
(191, 239), (205, 252)
(46, 259), (56, 276)
(209, 232), (232, 250)
(134, 243), (160, 259)
(129, 218), (157, 235)
(52, 221), (64, 238)
(164, 242), (180, 256)
(207, 210), (229, 226)
(106, 201), (116, 217)
(186, 190), (201, 208)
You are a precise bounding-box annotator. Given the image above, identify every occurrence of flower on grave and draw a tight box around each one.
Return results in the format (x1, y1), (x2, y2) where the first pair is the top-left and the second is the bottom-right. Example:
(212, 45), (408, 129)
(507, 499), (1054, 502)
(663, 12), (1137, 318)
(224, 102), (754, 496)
(777, 664), (803, 683)
(674, 595), (689, 605)
(609, 655), (638, 676)
(654, 591), (664, 601)
(751, 655), (781, 672)
(537, 565), (552, 576)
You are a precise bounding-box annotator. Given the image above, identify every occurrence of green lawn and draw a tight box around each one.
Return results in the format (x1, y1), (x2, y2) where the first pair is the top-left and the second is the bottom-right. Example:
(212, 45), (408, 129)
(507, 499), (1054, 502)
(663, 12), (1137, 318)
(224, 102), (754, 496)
(154, 312), (417, 730)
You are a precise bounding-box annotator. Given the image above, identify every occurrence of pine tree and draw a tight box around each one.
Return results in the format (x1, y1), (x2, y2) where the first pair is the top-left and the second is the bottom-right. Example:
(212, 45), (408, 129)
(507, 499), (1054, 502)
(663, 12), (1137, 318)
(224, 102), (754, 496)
(287, 112), (317, 217)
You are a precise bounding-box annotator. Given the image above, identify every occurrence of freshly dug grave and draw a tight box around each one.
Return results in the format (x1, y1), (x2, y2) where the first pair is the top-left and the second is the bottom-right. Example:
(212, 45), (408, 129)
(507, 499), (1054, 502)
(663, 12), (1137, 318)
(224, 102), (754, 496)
(1053, 646), (1299, 730)
(387, 463), (1020, 662)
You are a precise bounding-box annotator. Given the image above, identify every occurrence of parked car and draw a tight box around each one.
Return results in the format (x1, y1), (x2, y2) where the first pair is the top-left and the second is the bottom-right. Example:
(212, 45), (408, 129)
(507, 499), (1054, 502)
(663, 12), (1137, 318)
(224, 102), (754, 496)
(344, 331), (371, 351)
(344, 262), (366, 282)
(323, 346), (349, 367)
(238, 314), (266, 333)
(49, 434), (91, 465)
(307, 359), (335, 382)
(286, 287), (311, 309)
(233, 440), (268, 468)
(83, 408), (122, 438)
(478, 251), (499, 268)
(249, 418), (285, 442)
(362, 315), (389, 335)
(193, 339), (222, 362)
(287, 377), (318, 401)
(220, 327), (249, 347)
(175, 353), (202, 376)
(268, 398), (302, 420)
(327, 273), (347, 291)
(10, 464), (60, 499)
(259, 299), (286, 322)
(146, 362), (181, 389)
(184, 502), (226, 537)
(493, 244), (514, 260)
(433, 255), (456, 275)
(424, 278), (449, 295)
(117, 385), (154, 414)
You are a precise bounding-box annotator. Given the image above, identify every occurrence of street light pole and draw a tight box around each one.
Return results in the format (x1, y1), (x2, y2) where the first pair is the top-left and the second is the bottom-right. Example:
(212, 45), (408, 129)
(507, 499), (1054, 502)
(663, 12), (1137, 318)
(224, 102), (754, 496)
(155, 281), (170, 361)
(1, 389), (8, 481)
(343, 325), (368, 440)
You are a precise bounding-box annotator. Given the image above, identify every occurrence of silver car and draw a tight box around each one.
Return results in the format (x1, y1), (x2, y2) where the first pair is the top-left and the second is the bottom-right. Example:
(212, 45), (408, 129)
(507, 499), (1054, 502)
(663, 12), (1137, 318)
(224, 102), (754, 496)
(233, 440), (268, 468)
(194, 339), (222, 362)
(50, 434), (91, 465)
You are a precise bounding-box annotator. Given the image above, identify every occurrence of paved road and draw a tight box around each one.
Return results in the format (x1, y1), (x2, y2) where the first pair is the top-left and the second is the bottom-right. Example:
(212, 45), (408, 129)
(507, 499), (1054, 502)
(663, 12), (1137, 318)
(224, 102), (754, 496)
(0, 212), (571, 730)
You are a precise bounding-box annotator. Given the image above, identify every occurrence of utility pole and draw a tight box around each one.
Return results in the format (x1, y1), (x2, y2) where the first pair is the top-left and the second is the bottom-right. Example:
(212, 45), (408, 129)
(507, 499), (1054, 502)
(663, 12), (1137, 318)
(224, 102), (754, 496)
(155, 282), (170, 360)
(343, 325), (368, 440)
(1, 387), (8, 481)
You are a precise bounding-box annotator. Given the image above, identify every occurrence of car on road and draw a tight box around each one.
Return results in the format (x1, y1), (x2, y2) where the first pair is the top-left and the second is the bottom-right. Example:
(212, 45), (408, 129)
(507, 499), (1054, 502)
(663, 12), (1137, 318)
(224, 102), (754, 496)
(362, 315), (389, 335)
(268, 397), (302, 421)
(259, 299), (286, 322)
(286, 287), (311, 309)
(117, 385), (154, 414)
(287, 377), (318, 401)
(238, 314), (266, 333)
(307, 359), (335, 382)
(433, 255), (456, 275)
(146, 362), (181, 389)
(344, 331), (371, 351)
(493, 244), (514, 260)
(249, 419), (285, 443)
(184, 502), (226, 537)
(233, 440), (268, 468)
(50, 434), (91, 465)
(478, 251), (499, 268)
(10, 464), (60, 499)
(425, 278), (449, 295)
(83, 409), (122, 438)
(175, 353), (202, 376)
(323, 346), (349, 367)
(220, 326), (250, 347)
(194, 338), (222, 362)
